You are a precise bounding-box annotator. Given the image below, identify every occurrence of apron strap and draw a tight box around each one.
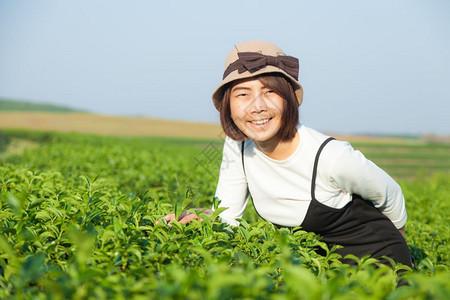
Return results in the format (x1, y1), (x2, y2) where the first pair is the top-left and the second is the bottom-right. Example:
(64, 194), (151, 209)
(311, 137), (335, 201)
(241, 140), (246, 177)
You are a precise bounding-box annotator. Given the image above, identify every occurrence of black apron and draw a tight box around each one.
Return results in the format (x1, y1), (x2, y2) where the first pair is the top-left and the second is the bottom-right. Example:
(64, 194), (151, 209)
(242, 138), (412, 267)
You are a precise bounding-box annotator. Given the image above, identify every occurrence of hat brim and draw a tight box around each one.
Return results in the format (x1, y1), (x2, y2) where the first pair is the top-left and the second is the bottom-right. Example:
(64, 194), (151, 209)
(212, 66), (303, 111)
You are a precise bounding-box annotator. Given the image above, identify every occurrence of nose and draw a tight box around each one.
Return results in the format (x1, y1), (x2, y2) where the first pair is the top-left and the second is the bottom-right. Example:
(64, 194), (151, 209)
(250, 92), (267, 113)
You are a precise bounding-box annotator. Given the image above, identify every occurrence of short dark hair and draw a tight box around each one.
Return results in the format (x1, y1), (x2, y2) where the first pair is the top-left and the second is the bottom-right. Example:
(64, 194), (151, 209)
(219, 73), (299, 142)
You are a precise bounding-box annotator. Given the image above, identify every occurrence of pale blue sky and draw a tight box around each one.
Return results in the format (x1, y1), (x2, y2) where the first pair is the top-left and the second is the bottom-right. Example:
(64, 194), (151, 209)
(1, 0), (449, 135)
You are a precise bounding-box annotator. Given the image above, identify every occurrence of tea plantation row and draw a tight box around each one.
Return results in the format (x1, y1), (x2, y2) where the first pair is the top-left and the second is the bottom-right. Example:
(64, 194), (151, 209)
(0, 130), (448, 299)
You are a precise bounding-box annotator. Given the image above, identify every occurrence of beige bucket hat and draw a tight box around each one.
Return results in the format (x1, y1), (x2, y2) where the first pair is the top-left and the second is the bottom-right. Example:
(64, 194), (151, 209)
(212, 40), (303, 111)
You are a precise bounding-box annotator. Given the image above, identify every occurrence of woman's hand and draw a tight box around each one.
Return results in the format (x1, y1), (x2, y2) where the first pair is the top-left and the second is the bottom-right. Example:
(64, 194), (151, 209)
(398, 226), (405, 238)
(155, 208), (213, 226)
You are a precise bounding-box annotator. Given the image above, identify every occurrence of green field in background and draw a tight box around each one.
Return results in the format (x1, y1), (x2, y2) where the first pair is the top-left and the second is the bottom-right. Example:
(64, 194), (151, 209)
(352, 141), (450, 181)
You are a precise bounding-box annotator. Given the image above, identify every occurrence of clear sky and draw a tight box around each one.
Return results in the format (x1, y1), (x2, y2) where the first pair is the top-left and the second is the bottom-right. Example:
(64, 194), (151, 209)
(1, 0), (449, 135)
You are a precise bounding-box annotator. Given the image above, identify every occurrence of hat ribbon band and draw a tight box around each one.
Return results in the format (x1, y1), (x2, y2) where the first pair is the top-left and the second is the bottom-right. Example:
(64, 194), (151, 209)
(222, 52), (299, 80)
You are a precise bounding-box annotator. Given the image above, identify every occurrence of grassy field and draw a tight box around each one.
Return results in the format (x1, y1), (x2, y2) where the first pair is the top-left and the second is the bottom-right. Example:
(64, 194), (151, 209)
(353, 142), (450, 181)
(0, 130), (448, 299)
(0, 112), (224, 139)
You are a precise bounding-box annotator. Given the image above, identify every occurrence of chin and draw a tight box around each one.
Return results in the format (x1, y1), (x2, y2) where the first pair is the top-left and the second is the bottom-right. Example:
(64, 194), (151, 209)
(246, 132), (275, 142)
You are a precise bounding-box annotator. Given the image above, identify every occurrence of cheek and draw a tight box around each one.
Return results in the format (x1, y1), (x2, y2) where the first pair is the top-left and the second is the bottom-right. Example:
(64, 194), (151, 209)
(230, 101), (245, 121)
(267, 97), (285, 115)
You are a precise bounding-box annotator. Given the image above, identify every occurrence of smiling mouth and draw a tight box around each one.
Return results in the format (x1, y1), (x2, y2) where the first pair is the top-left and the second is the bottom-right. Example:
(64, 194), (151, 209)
(251, 118), (271, 125)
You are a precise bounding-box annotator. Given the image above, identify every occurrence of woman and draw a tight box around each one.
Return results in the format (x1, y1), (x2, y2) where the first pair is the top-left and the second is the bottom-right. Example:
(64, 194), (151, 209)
(161, 40), (412, 267)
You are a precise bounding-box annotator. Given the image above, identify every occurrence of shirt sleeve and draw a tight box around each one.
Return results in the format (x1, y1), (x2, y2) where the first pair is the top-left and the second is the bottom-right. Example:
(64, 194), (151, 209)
(328, 142), (407, 229)
(214, 137), (249, 226)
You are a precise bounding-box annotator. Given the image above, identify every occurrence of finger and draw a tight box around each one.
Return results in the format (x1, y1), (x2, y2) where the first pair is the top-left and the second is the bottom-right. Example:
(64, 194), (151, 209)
(165, 213), (176, 222)
(178, 213), (199, 224)
(180, 214), (204, 224)
(155, 213), (176, 225)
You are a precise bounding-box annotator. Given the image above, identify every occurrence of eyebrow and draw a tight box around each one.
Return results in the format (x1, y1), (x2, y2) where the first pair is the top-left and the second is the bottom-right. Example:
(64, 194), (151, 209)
(231, 86), (251, 93)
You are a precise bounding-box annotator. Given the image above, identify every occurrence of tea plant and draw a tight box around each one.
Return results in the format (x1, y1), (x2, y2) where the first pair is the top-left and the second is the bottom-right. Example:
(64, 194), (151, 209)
(0, 130), (448, 299)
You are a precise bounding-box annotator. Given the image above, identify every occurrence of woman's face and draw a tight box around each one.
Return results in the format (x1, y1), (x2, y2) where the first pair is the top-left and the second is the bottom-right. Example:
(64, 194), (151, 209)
(229, 77), (284, 146)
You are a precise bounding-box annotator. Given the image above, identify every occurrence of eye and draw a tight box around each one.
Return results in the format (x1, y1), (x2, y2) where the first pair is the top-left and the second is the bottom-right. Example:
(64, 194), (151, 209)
(234, 92), (248, 98)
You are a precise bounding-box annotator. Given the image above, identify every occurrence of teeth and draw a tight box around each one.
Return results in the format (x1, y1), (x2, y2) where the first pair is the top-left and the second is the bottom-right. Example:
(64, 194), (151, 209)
(251, 118), (270, 125)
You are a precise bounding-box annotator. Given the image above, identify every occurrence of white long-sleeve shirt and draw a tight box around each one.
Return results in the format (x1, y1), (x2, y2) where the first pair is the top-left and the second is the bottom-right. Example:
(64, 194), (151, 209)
(215, 124), (407, 229)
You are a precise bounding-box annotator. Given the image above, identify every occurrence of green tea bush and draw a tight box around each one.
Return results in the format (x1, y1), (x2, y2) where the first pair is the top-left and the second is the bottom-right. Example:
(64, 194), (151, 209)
(0, 131), (448, 299)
